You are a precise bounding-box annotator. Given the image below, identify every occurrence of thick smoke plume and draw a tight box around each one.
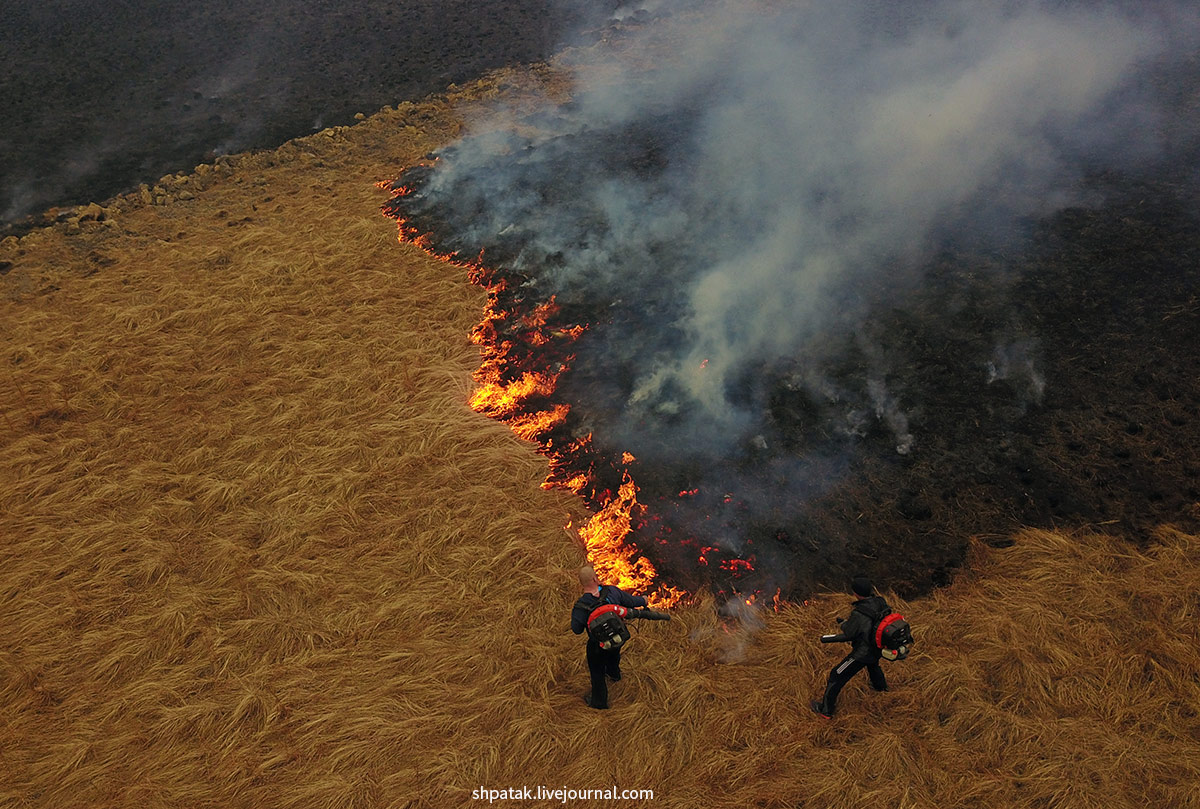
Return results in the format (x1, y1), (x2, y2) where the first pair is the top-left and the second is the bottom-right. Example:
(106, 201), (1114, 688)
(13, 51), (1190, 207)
(397, 0), (1198, 593)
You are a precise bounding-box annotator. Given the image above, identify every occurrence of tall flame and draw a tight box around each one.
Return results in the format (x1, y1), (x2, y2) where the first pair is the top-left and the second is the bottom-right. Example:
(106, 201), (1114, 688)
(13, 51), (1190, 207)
(572, 473), (684, 607)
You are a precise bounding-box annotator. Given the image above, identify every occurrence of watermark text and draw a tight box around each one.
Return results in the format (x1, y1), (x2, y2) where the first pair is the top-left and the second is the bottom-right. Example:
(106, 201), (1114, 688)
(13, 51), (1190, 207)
(473, 785), (653, 803)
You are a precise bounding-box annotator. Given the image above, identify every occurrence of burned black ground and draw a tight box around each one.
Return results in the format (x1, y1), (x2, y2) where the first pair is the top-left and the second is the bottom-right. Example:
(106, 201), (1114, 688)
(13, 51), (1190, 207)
(1, 0), (600, 234)
(387, 137), (1200, 601)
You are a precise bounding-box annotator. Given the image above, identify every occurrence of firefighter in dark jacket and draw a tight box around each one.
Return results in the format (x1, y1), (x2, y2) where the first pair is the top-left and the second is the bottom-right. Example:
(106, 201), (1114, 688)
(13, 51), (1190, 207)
(571, 564), (647, 709)
(811, 576), (890, 718)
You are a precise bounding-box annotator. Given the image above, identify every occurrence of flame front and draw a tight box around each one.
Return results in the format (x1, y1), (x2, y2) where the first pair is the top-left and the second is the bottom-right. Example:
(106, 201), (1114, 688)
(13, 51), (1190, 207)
(385, 174), (684, 606)
(574, 473), (684, 607)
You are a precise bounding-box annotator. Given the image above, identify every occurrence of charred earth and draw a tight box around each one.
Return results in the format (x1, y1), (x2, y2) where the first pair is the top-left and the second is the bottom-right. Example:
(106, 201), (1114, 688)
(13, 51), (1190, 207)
(0, 0), (613, 235)
(385, 119), (1200, 601)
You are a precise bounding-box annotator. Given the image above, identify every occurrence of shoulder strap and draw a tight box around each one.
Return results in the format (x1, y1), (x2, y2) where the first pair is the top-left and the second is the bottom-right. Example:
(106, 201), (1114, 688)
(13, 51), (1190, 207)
(853, 598), (890, 622)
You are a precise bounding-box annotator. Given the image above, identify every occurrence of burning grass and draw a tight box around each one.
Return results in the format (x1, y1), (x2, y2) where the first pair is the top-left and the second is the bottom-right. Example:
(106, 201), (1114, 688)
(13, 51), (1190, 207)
(387, 175), (685, 604)
(2, 60), (1199, 809)
(380, 5), (1200, 607)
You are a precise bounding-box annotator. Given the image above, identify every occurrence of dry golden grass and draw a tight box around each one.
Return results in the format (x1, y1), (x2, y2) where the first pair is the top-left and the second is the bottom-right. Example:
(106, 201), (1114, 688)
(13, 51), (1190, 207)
(3, 63), (1199, 809)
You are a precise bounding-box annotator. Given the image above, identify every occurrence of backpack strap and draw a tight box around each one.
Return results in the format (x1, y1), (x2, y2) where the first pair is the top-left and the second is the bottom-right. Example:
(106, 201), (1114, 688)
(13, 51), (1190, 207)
(852, 603), (886, 623)
(852, 601), (888, 647)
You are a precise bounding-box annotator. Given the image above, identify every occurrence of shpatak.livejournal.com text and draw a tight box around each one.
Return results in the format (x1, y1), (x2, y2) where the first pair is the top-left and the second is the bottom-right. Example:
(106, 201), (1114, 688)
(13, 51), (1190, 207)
(473, 786), (654, 803)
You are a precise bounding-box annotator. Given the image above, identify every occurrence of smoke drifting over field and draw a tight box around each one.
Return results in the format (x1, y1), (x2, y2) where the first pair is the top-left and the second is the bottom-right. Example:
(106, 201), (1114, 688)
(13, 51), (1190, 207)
(393, 0), (1200, 593)
(413, 1), (1184, 446)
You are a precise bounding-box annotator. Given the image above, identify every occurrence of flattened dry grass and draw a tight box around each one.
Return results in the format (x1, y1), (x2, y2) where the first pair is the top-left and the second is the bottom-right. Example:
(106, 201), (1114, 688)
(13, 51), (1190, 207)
(3, 66), (1199, 809)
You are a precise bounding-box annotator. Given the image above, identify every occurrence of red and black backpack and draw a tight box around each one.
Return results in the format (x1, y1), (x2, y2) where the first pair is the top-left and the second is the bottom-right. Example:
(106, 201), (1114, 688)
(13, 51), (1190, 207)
(872, 612), (914, 661)
(856, 603), (914, 661)
(585, 593), (632, 650)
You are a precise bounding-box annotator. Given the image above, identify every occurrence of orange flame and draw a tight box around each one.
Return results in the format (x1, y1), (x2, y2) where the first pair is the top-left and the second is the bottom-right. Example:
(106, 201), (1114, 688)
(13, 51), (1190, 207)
(388, 173), (690, 608)
(508, 404), (570, 441)
(577, 472), (684, 607)
(468, 370), (557, 418)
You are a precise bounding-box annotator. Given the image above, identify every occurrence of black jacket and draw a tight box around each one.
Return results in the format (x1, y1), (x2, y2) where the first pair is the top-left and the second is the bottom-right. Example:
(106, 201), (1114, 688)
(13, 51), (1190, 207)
(826, 595), (890, 661)
(571, 584), (648, 639)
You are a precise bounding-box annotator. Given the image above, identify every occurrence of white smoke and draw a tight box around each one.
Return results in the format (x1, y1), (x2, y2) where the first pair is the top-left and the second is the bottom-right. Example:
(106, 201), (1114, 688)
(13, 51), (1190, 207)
(575, 0), (1162, 423)
(403, 0), (1196, 461)
(987, 336), (1046, 405)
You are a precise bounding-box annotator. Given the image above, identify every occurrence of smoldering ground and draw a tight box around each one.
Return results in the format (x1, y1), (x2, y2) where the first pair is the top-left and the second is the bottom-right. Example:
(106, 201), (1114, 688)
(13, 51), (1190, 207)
(391, 0), (1200, 596)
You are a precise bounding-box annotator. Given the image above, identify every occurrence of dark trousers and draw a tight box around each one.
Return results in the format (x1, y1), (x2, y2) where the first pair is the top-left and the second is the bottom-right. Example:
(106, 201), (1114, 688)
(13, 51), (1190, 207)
(586, 641), (622, 708)
(818, 653), (887, 715)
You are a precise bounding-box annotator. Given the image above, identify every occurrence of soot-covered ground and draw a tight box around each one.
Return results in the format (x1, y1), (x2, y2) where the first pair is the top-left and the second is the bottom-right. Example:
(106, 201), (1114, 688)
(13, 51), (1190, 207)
(389, 138), (1200, 600)
(1, 0), (615, 235)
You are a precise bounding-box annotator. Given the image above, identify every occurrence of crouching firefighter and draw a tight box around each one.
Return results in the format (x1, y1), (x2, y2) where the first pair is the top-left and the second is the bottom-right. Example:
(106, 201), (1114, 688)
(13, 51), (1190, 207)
(811, 575), (912, 719)
(571, 564), (671, 709)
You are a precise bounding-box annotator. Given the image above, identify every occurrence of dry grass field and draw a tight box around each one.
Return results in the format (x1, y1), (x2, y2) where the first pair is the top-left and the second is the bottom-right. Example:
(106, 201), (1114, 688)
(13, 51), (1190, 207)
(3, 58), (1200, 809)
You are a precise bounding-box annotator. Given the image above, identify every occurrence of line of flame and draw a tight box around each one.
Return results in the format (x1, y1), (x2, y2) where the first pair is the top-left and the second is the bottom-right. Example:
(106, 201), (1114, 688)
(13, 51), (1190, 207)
(390, 197), (682, 606)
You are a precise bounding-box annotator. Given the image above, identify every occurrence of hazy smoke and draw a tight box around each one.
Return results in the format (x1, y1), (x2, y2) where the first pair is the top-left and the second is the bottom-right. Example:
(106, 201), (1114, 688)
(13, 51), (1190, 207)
(2, 0), (577, 228)
(409, 0), (1189, 458)
(987, 336), (1046, 406)
(391, 0), (1200, 593)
